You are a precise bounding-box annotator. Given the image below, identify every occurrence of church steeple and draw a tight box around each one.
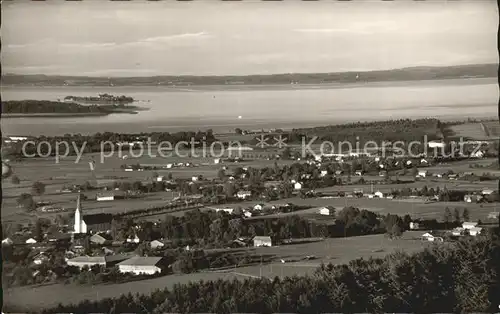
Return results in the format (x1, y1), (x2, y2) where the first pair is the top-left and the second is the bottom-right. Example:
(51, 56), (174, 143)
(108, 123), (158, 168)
(74, 195), (83, 233)
(76, 194), (82, 212)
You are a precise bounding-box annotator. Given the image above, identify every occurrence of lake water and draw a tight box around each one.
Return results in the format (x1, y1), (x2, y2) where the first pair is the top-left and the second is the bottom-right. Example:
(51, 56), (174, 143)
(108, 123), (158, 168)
(1, 78), (497, 136)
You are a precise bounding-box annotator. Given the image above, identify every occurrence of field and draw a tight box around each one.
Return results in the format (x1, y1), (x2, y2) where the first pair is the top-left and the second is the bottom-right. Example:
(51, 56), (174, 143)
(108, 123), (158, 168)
(3, 231), (429, 312)
(2, 149), (297, 224)
(222, 195), (500, 222)
(449, 121), (500, 140)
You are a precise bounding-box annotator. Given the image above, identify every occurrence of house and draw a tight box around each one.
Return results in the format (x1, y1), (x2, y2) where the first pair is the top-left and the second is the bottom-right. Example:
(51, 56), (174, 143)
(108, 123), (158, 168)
(213, 207), (234, 215)
(367, 194), (375, 199)
(191, 176), (199, 182)
(319, 206), (335, 216)
(74, 196), (113, 234)
(214, 158), (221, 164)
(237, 191), (252, 199)
(33, 253), (49, 265)
(67, 254), (131, 269)
(127, 234), (141, 244)
(482, 189), (494, 196)
(294, 182), (303, 190)
(448, 174), (458, 180)
(320, 170), (328, 177)
(386, 195), (394, 200)
(374, 191), (384, 198)
(25, 238), (37, 244)
(420, 158), (429, 165)
(253, 204), (265, 211)
(117, 256), (165, 275)
(470, 150), (484, 158)
(462, 222), (478, 229)
(428, 141), (446, 148)
(355, 170), (363, 176)
(379, 170), (387, 177)
(409, 222), (420, 230)
(67, 256), (107, 269)
(244, 211), (253, 218)
(452, 227), (464, 236)
(96, 192), (114, 202)
(421, 233), (443, 242)
(418, 170), (428, 178)
(253, 236), (273, 247)
(90, 233), (113, 245)
(150, 240), (165, 249)
(2, 238), (14, 245)
(156, 176), (164, 182)
(334, 170), (343, 176)
(469, 227), (483, 236)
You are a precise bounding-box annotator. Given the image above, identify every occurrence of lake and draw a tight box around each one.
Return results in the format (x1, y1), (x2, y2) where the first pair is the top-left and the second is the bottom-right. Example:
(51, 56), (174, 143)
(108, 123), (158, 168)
(1, 78), (497, 136)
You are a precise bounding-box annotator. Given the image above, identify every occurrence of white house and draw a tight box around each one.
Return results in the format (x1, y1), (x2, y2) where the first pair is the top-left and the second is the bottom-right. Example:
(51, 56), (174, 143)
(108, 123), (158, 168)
(214, 207), (234, 215)
(320, 170), (328, 177)
(421, 233), (443, 242)
(355, 170), (363, 176)
(253, 236), (273, 247)
(2, 238), (13, 245)
(96, 193), (114, 202)
(244, 211), (253, 218)
(150, 240), (165, 249)
(367, 194), (375, 199)
(319, 206), (335, 216)
(409, 222), (420, 230)
(191, 176), (199, 182)
(482, 189), (494, 196)
(469, 227), (483, 236)
(253, 204), (265, 211)
(117, 257), (164, 275)
(156, 176), (164, 182)
(237, 191), (252, 199)
(214, 158), (221, 164)
(166, 164), (173, 169)
(374, 191), (384, 198)
(126, 234), (140, 244)
(452, 227), (464, 236)
(294, 182), (303, 190)
(428, 141), (446, 148)
(418, 170), (428, 178)
(462, 222), (478, 229)
(25, 238), (37, 244)
(67, 256), (107, 269)
(470, 150), (484, 158)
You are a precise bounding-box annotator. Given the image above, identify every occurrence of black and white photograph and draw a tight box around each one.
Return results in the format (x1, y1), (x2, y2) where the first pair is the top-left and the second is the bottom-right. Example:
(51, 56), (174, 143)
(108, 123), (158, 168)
(1, 0), (499, 312)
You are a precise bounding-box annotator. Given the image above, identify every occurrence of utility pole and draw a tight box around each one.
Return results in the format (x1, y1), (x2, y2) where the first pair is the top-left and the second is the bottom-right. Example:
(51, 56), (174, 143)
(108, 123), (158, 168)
(259, 254), (262, 278)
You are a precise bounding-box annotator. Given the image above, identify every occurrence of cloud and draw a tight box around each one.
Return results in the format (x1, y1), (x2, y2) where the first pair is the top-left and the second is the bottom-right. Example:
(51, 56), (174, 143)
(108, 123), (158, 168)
(293, 28), (371, 35)
(141, 32), (208, 43)
(60, 42), (117, 49)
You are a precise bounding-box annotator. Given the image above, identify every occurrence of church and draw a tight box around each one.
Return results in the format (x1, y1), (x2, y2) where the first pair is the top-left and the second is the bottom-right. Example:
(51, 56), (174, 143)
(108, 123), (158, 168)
(73, 195), (113, 234)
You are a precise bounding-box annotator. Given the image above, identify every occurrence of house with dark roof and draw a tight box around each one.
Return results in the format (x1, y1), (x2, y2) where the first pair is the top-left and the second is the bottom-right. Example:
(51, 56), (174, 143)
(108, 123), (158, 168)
(74, 195), (113, 234)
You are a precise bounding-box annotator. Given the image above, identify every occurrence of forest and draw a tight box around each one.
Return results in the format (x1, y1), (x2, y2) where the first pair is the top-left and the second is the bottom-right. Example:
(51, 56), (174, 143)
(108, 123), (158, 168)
(286, 118), (443, 146)
(40, 230), (500, 314)
(2, 100), (109, 114)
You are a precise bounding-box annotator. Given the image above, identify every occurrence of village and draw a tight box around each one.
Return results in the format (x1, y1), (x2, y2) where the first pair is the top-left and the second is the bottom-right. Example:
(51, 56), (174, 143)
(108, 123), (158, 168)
(3, 126), (500, 297)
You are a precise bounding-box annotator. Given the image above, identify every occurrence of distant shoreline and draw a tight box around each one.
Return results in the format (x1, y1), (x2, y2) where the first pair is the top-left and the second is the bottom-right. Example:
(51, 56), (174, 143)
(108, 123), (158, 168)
(2, 63), (496, 87)
(1, 111), (139, 118)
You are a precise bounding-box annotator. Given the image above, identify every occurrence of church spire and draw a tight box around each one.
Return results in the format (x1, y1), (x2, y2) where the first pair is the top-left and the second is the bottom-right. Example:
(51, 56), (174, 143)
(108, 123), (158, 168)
(76, 194), (81, 212)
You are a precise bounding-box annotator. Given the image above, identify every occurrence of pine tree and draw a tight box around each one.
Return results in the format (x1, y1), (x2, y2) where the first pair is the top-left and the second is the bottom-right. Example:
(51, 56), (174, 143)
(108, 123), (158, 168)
(462, 208), (470, 222)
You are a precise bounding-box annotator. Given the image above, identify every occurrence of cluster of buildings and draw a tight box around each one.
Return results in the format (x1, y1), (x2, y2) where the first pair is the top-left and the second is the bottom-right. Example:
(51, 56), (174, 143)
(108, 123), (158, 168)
(420, 221), (484, 242)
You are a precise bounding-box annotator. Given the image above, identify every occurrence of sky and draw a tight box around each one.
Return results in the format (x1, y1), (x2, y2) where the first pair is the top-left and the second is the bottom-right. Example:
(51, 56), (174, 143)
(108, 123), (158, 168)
(2, 0), (498, 77)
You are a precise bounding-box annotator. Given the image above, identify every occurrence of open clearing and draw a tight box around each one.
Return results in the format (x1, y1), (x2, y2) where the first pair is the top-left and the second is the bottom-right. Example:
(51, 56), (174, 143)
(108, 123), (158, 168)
(3, 232), (429, 312)
(449, 122), (499, 140)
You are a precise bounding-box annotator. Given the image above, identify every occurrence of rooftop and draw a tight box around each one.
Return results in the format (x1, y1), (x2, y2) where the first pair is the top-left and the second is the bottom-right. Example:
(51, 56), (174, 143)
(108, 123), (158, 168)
(117, 256), (163, 266)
